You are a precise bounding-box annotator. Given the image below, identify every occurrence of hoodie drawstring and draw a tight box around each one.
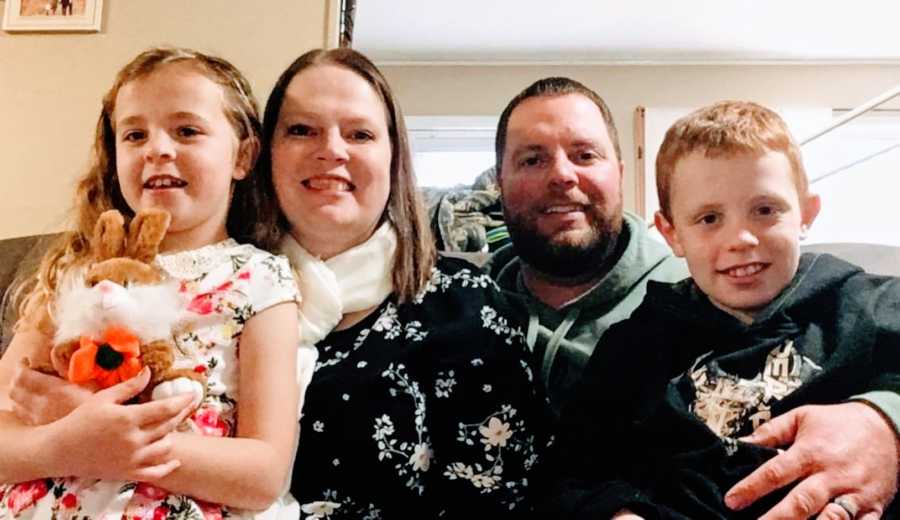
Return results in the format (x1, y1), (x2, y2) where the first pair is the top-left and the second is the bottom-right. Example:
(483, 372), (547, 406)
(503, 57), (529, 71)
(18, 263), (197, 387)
(526, 306), (581, 393)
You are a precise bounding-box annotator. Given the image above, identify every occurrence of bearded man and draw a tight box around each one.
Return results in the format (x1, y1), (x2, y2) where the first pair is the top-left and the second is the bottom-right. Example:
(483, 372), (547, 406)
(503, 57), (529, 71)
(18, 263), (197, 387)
(489, 77), (685, 416)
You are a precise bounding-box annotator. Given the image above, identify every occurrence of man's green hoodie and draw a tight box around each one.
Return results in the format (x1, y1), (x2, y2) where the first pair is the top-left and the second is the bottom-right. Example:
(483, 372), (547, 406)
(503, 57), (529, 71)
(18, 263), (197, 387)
(489, 211), (688, 418)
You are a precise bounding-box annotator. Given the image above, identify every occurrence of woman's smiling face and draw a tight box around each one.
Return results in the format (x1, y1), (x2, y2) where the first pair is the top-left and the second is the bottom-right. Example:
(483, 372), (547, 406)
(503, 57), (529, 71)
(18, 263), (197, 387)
(271, 64), (392, 259)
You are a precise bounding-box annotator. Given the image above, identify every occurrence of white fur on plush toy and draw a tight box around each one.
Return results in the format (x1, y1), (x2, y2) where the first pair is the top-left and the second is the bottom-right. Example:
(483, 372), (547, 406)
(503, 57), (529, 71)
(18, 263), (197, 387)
(54, 272), (205, 405)
(54, 276), (185, 346)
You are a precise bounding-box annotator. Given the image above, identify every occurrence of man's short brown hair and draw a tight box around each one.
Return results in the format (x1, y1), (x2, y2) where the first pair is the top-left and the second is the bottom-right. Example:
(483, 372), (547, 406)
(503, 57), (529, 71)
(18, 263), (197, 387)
(495, 77), (621, 175)
(656, 100), (807, 220)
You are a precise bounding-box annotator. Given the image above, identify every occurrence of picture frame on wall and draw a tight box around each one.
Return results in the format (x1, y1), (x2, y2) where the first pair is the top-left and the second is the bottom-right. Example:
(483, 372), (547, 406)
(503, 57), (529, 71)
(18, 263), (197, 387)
(2, 0), (103, 32)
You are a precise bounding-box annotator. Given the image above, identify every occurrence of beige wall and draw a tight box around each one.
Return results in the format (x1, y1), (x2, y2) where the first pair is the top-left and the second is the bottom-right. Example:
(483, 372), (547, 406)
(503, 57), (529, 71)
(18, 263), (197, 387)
(0, 0), (330, 239)
(382, 64), (900, 212)
(3, 8), (899, 239)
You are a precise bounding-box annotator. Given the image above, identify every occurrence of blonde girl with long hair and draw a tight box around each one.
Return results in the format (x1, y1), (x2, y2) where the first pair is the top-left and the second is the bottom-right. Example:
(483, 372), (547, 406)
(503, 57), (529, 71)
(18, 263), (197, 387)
(0, 48), (304, 519)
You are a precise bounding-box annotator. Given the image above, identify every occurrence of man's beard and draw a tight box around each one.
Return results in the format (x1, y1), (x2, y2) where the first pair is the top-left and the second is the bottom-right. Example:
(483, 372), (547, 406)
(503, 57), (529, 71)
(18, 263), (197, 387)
(504, 201), (624, 280)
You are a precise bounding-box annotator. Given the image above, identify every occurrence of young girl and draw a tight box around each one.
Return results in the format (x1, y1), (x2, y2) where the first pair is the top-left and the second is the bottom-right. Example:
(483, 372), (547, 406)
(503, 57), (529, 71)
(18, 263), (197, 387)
(0, 48), (304, 519)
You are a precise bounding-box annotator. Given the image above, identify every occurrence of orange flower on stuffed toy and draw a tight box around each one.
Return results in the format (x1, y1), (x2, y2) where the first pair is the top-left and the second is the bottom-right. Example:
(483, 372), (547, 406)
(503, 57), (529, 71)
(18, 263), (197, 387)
(68, 325), (143, 388)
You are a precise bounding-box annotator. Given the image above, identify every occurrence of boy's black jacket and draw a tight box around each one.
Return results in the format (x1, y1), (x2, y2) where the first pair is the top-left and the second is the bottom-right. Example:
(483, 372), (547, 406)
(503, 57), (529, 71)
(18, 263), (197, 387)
(538, 253), (900, 519)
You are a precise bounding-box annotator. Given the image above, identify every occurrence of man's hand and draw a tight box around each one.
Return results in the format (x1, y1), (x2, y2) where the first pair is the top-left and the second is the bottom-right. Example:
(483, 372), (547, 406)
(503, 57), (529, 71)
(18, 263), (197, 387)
(9, 358), (92, 425)
(725, 402), (898, 520)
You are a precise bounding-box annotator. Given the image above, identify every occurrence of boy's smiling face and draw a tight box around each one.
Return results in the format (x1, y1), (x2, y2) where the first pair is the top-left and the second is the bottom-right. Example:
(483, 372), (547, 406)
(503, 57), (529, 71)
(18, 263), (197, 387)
(656, 150), (820, 321)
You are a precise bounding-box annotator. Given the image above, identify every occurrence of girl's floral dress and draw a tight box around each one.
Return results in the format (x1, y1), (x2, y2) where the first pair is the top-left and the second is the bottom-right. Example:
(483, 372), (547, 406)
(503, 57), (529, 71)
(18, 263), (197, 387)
(291, 257), (547, 519)
(1, 240), (300, 520)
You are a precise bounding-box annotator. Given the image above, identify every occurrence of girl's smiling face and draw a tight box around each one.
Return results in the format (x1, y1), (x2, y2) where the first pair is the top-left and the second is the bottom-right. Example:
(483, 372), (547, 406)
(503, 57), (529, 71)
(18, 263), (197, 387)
(114, 62), (251, 252)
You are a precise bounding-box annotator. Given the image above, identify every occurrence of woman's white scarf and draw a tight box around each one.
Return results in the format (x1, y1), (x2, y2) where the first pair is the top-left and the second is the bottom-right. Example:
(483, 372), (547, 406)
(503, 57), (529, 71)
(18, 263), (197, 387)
(268, 224), (397, 518)
(279, 221), (397, 349)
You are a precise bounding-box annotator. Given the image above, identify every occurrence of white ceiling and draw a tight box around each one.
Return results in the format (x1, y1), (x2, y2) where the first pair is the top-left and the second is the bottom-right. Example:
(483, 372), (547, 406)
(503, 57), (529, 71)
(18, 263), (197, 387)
(354, 0), (900, 64)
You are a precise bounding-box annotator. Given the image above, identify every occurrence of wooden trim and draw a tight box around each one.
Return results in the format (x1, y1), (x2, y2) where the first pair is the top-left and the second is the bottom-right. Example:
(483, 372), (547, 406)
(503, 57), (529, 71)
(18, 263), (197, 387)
(340, 0), (356, 47)
(324, 0), (341, 49)
(633, 106), (647, 219)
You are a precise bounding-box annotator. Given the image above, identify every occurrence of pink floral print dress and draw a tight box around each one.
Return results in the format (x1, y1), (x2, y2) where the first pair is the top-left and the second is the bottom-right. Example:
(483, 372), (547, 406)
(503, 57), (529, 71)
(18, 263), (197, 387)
(0, 239), (300, 520)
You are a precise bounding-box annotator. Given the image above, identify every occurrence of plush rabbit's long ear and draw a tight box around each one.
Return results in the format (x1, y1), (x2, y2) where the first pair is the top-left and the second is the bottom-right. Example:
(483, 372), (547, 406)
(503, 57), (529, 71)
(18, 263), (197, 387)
(92, 210), (126, 261)
(127, 209), (170, 263)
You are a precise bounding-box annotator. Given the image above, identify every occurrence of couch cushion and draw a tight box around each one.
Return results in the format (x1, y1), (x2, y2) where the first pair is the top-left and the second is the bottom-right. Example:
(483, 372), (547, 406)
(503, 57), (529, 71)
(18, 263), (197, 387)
(801, 242), (900, 277)
(0, 233), (59, 353)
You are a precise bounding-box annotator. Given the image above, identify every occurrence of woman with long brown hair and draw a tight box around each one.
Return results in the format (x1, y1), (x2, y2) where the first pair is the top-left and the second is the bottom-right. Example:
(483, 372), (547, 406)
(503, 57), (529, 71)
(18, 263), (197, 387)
(261, 48), (544, 518)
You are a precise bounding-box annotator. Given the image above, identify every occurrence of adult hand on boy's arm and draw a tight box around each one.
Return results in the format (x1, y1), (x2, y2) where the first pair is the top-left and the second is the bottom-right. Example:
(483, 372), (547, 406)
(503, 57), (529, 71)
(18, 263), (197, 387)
(9, 358), (91, 425)
(725, 402), (898, 520)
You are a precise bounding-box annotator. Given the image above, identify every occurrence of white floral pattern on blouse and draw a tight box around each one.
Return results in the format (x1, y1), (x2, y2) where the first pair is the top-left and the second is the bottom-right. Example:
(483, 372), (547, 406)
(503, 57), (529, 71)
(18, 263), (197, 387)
(291, 259), (545, 519)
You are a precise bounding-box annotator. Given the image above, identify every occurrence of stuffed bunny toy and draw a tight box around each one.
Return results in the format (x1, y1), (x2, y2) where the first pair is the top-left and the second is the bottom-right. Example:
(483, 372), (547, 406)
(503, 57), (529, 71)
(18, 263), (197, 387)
(41, 208), (205, 405)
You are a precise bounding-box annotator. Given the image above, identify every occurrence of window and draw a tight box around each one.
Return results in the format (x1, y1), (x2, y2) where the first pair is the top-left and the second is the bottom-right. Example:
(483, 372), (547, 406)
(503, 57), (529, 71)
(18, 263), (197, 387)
(406, 116), (497, 188)
(803, 109), (900, 246)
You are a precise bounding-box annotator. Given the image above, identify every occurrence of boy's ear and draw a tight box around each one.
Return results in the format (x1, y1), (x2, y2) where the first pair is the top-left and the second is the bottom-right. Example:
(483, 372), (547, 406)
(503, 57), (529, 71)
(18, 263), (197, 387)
(655, 210), (685, 257)
(801, 192), (821, 229)
(233, 137), (260, 181)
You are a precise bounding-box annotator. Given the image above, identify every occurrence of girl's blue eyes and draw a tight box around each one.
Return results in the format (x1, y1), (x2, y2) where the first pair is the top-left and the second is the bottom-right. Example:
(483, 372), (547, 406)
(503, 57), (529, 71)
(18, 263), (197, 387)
(121, 127), (200, 142)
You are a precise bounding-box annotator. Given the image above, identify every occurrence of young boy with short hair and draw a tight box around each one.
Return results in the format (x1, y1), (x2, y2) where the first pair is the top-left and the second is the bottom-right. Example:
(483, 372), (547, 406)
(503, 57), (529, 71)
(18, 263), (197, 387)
(539, 101), (900, 519)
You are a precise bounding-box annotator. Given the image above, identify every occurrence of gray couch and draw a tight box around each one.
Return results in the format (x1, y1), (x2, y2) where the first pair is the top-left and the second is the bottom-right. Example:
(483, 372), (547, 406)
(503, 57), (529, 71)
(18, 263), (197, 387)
(2, 232), (900, 352)
(0, 233), (60, 351)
